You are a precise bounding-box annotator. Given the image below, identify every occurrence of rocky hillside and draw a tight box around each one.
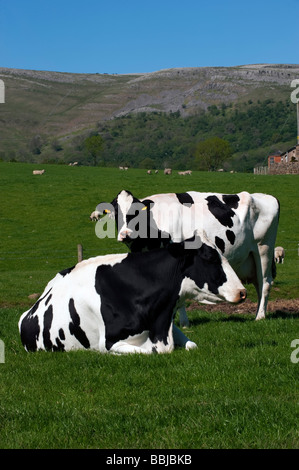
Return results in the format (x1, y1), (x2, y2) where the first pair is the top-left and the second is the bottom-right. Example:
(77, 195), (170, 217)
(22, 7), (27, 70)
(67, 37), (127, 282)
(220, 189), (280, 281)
(0, 64), (298, 157)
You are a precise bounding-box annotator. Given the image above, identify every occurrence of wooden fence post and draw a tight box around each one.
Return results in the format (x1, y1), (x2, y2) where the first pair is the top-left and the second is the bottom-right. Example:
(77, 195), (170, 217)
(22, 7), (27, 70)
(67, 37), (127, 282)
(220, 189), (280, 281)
(77, 244), (83, 263)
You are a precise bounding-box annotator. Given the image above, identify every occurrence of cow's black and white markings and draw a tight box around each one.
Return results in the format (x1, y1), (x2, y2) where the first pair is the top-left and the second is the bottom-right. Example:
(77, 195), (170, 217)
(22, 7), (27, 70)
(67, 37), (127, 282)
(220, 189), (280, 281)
(205, 195), (237, 228)
(176, 192), (194, 207)
(92, 190), (279, 322)
(19, 235), (246, 354)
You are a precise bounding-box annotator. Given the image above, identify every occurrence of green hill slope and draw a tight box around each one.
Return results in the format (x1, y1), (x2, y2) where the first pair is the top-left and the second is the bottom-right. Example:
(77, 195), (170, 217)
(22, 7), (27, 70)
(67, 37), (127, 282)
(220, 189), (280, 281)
(0, 64), (298, 170)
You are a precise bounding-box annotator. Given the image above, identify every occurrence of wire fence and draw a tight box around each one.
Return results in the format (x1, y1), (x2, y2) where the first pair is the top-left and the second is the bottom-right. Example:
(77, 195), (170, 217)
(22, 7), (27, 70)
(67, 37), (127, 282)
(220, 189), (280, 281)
(0, 245), (102, 262)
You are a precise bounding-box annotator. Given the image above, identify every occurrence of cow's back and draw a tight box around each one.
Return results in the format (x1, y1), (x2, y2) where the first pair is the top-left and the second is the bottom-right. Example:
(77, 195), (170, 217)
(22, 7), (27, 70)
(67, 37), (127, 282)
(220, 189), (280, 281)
(18, 251), (181, 353)
(249, 193), (280, 242)
(18, 256), (118, 352)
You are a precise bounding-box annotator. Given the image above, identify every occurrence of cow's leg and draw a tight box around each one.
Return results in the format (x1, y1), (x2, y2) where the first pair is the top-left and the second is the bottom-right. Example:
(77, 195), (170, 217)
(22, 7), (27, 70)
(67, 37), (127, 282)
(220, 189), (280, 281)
(110, 342), (153, 354)
(254, 282), (267, 320)
(178, 305), (190, 327)
(173, 324), (197, 350)
(110, 333), (154, 354)
(253, 247), (273, 320)
(110, 326), (175, 354)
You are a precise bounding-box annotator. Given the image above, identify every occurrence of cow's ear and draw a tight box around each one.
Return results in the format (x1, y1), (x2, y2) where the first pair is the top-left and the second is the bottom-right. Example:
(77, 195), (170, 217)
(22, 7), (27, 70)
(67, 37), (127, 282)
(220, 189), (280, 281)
(96, 202), (115, 218)
(141, 199), (154, 211)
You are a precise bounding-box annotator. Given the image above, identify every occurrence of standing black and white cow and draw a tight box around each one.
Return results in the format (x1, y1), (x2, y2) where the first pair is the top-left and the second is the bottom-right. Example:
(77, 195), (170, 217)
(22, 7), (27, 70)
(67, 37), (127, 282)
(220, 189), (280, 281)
(91, 189), (279, 321)
(19, 234), (246, 354)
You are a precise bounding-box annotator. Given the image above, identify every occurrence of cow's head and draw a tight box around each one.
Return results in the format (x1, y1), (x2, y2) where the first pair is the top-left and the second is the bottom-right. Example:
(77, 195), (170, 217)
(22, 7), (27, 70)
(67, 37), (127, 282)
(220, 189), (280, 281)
(171, 232), (247, 305)
(93, 190), (169, 249)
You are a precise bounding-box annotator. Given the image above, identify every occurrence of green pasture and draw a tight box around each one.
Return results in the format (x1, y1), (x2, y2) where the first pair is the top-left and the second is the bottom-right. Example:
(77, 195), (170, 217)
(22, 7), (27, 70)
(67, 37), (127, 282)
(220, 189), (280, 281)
(0, 162), (298, 449)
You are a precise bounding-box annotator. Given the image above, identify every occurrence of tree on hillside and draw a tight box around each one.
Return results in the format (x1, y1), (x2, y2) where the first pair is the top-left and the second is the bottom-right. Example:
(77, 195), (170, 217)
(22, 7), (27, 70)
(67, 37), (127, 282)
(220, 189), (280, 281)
(194, 137), (232, 171)
(139, 157), (156, 169)
(51, 139), (63, 152)
(29, 135), (43, 155)
(84, 134), (104, 166)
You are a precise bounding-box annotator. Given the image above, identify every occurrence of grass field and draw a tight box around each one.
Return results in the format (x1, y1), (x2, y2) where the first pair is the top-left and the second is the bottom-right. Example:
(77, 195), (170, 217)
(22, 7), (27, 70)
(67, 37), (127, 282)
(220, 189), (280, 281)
(0, 162), (298, 449)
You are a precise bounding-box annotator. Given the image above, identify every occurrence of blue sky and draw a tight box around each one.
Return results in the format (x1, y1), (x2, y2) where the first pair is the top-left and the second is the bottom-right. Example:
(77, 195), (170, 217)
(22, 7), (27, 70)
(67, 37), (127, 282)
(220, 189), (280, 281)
(1, 0), (298, 74)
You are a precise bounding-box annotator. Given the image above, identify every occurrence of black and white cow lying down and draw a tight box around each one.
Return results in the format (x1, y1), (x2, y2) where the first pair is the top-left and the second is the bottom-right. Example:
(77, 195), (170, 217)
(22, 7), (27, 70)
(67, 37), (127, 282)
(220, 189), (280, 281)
(19, 234), (246, 354)
(91, 189), (279, 322)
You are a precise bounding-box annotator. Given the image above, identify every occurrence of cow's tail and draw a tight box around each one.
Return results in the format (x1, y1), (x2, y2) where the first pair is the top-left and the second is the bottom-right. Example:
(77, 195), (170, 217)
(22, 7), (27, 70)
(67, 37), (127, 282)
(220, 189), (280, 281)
(272, 254), (277, 280)
(272, 197), (280, 281)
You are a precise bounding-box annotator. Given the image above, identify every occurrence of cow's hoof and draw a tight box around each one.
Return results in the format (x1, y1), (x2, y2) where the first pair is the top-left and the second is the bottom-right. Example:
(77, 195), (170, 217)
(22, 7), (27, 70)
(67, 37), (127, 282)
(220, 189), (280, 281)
(255, 314), (265, 321)
(185, 341), (197, 350)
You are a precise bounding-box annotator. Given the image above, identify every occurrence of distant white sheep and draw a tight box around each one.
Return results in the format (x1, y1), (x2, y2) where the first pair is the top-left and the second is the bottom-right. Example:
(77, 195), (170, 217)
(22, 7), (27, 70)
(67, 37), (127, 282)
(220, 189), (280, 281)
(32, 170), (45, 175)
(164, 168), (172, 175)
(89, 211), (100, 221)
(274, 246), (285, 264)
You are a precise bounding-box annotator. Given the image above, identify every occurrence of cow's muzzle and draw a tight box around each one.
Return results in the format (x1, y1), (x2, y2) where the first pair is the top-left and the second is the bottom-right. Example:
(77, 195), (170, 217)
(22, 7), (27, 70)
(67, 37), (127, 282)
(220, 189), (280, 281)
(233, 288), (247, 304)
(118, 229), (133, 242)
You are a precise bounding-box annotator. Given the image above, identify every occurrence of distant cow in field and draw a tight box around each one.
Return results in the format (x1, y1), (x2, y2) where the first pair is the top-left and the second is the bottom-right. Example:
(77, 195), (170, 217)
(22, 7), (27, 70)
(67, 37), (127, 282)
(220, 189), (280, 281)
(147, 170), (152, 175)
(178, 170), (192, 175)
(33, 170), (45, 175)
(274, 246), (285, 264)
(92, 189), (279, 322)
(164, 168), (172, 175)
(19, 233), (246, 354)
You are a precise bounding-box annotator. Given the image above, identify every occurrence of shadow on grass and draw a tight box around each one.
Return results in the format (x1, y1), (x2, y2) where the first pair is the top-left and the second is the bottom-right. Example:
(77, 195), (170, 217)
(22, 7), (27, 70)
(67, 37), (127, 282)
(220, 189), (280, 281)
(189, 308), (299, 327)
(189, 313), (254, 327)
(267, 309), (299, 320)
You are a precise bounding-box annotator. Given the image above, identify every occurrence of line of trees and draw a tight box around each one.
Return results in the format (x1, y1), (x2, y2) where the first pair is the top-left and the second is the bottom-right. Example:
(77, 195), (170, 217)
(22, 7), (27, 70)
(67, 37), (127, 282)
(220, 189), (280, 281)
(1, 98), (296, 172)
